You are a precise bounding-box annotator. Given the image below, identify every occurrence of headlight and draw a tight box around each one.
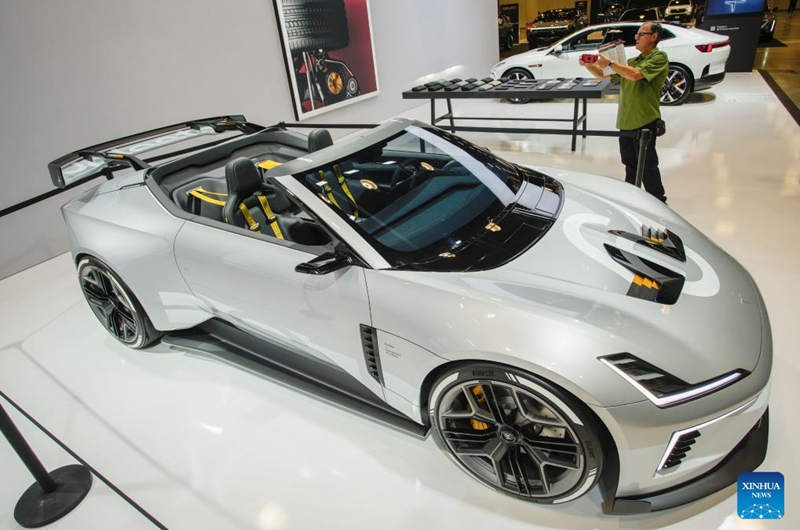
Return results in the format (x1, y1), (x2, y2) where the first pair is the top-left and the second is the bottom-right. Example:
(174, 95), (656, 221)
(599, 353), (748, 407)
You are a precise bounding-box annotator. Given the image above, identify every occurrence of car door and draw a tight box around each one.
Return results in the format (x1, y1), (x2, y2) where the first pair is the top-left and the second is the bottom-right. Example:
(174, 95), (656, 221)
(173, 213), (384, 400)
(541, 27), (608, 78)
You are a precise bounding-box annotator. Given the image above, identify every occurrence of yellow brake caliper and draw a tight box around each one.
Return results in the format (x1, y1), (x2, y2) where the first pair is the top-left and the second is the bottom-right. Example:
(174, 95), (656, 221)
(470, 385), (490, 431)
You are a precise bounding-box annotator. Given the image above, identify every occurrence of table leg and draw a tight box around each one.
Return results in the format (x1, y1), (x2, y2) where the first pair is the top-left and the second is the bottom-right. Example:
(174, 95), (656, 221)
(582, 98), (588, 138)
(635, 129), (652, 188)
(447, 99), (455, 132)
(430, 99), (436, 125)
(571, 99), (579, 151)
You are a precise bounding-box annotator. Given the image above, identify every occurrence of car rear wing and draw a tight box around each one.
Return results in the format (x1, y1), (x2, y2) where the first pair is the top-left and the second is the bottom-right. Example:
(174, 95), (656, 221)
(48, 115), (266, 189)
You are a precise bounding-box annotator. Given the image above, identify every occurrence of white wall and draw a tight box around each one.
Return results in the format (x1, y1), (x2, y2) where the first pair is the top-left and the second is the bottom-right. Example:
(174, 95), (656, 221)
(0, 0), (497, 279)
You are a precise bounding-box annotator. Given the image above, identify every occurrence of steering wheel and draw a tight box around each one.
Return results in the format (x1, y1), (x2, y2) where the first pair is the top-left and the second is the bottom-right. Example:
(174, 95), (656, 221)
(390, 160), (424, 190)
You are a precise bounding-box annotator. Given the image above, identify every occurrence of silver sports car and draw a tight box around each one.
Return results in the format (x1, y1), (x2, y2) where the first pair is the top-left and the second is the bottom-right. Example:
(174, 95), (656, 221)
(50, 115), (771, 514)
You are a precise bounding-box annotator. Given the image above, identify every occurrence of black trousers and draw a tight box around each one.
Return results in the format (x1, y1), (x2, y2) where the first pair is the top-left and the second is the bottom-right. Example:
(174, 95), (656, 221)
(619, 120), (667, 203)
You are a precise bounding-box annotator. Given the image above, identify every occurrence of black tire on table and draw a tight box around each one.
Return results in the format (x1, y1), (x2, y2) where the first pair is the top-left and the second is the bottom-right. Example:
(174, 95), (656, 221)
(77, 257), (162, 349)
(282, 0), (350, 53)
(428, 363), (604, 504)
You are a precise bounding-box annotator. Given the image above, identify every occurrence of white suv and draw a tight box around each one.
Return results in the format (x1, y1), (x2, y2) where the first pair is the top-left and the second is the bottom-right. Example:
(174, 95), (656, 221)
(665, 0), (695, 23)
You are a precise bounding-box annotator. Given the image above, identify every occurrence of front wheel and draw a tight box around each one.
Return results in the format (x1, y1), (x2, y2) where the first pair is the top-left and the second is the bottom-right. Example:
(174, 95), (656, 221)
(505, 68), (534, 104)
(661, 64), (692, 106)
(505, 32), (514, 51)
(428, 363), (604, 504)
(78, 257), (162, 349)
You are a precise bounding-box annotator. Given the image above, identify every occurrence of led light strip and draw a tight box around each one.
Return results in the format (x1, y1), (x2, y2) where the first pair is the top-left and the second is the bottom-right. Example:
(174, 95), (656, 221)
(655, 396), (758, 473)
(599, 358), (743, 407)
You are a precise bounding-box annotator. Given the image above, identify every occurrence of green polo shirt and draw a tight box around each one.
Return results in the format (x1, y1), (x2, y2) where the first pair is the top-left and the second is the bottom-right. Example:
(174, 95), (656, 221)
(610, 49), (669, 130)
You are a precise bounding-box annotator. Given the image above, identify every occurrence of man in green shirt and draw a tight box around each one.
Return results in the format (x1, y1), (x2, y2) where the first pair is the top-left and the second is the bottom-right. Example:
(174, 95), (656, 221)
(581, 22), (669, 203)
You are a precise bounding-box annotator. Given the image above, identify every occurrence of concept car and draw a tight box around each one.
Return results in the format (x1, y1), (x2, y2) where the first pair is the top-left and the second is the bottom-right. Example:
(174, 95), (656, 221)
(50, 116), (771, 514)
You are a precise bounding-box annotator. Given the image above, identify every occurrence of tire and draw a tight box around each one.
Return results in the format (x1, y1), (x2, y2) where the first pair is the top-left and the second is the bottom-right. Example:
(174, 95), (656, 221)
(282, 0), (350, 53)
(428, 363), (604, 504)
(77, 257), (162, 349)
(504, 68), (534, 104)
(505, 32), (514, 51)
(661, 64), (692, 106)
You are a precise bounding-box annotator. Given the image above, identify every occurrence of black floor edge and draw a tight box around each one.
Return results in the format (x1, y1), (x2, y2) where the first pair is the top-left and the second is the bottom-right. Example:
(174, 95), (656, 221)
(0, 390), (169, 530)
(759, 69), (800, 127)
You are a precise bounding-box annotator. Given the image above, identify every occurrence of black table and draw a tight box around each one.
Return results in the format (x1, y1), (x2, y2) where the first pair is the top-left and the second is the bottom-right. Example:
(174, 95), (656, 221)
(402, 78), (613, 151)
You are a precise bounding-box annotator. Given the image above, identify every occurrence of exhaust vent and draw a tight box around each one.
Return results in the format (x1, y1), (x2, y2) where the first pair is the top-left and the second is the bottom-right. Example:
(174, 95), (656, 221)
(360, 325), (384, 385)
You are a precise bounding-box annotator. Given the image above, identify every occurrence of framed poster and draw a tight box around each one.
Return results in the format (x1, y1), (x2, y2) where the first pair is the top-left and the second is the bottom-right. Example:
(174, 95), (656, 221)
(272, 0), (380, 120)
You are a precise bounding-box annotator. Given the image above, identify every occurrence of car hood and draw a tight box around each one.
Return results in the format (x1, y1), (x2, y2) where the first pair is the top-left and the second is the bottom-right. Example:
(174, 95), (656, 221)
(475, 167), (766, 383)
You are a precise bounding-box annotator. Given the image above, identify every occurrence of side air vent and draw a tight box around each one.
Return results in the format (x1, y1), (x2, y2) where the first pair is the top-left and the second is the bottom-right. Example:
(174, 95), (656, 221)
(660, 430), (701, 470)
(360, 325), (384, 386)
(609, 226), (686, 262)
(604, 244), (685, 304)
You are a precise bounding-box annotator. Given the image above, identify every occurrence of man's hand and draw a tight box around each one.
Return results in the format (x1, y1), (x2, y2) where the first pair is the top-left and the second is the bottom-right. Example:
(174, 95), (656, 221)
(595, 54), (611, 69)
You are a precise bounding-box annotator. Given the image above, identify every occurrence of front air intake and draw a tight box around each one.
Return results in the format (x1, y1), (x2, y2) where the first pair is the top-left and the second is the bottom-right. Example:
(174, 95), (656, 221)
(661, 430), (701, 470)
(360, 325), (384, 385)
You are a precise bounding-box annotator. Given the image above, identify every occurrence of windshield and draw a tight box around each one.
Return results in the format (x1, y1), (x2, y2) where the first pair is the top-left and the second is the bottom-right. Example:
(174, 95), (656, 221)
(537, 10), (569, 22)
(293, 125), (562, 270)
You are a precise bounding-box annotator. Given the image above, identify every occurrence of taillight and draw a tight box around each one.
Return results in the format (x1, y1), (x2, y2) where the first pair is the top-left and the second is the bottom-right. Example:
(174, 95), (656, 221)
(695, 39), (730, 53)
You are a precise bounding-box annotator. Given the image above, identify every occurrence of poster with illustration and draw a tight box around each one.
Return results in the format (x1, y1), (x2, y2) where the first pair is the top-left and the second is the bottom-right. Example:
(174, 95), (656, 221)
(273, 0), (380, 120)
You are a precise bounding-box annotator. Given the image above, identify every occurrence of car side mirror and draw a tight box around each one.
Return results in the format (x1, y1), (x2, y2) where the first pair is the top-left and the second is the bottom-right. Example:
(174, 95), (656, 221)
(551, 44), (564, 55)
(295, 251), (354, 275)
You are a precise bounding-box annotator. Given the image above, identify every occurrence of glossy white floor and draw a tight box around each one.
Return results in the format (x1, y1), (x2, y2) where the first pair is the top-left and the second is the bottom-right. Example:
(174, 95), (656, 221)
(2, 72), (798, 529)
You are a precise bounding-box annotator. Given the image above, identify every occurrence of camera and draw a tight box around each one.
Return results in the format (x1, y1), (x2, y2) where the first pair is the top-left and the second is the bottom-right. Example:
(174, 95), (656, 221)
(580, 54), (599, 63)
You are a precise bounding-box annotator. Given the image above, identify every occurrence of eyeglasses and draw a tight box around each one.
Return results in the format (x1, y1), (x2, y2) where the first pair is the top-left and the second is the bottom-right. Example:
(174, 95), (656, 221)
(635, 31), (655, 37)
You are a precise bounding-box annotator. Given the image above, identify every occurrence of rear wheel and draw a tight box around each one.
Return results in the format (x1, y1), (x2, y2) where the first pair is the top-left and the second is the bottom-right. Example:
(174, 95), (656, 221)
(78, 257), (162, 349)
(429, 363), (604, 504)
(505, 68), (534, 104)
(505, 32), (514, 51)
(661, 64), (692, 106)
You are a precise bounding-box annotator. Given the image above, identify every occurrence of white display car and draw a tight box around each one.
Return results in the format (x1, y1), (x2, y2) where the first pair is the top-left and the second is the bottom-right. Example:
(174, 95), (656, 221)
(491, 22), (730, 105)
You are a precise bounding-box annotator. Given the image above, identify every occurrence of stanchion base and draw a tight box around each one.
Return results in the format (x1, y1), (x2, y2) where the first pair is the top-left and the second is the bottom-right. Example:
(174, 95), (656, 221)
(14, 464), (92, 528)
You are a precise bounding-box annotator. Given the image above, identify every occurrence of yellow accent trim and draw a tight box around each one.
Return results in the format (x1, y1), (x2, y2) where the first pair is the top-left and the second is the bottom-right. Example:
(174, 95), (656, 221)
(643, 278), (654, 289)
(258, 159), (283, 170)
(360, 179), (377, 190)
(257, 195), (284, 240)
(188, 189), (226, 206)
(485, 222), (501, 232)
(633, 275), (644, 286)
(333, 164), (358, 218)
(238, 203), (261, 232)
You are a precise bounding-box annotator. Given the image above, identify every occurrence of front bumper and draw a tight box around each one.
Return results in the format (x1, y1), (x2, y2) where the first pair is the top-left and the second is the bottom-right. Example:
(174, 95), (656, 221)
(603, 409), (769, 514)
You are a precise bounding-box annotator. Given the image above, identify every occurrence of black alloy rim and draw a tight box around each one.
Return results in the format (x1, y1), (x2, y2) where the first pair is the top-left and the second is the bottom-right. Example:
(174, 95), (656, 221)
(80, 265), (139, 343)
(436, 380), (585, 499)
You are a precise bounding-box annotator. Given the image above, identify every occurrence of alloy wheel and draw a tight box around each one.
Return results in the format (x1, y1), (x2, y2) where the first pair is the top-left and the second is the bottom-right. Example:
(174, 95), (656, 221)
(661, 66), (690, 106)
(433, 378), (590, 500)
(80, 264), (140, 344)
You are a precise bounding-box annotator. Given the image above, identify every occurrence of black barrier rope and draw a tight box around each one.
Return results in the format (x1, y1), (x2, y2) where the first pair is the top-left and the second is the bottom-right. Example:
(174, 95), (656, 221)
(0, 391), (170, 530)
(0, 401), (93, 527)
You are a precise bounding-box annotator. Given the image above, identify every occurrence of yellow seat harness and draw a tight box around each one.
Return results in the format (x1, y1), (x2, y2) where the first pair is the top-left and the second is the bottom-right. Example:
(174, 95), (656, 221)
(189, 187), (284, 240)
(318, 164), (359, 218)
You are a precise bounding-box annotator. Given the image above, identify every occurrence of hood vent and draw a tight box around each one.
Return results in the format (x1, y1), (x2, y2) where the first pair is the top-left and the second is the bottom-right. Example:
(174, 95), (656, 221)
(609, 226), (686, 262)
(360, 325), (384, 385)
(604, 245), (685, 304)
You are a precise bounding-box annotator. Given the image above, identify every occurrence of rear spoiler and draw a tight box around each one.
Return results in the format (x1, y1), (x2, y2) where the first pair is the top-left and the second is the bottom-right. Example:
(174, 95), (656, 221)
(48, 115), (266, 189)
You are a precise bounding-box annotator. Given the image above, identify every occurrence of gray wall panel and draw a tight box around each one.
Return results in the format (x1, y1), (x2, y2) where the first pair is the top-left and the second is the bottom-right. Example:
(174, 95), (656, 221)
(0, 0), (496, 279)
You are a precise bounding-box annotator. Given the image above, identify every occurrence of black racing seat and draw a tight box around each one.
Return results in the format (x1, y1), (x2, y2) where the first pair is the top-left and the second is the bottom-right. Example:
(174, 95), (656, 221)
(224, 157), (290, 235)
(224, 157), (332, 246)
(308, 129), (333, 152)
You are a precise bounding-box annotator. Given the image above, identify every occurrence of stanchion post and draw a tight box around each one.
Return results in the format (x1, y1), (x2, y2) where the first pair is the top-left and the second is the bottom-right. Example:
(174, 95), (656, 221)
(635, 128), (652, 188)
(0, 402), (92, 528)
